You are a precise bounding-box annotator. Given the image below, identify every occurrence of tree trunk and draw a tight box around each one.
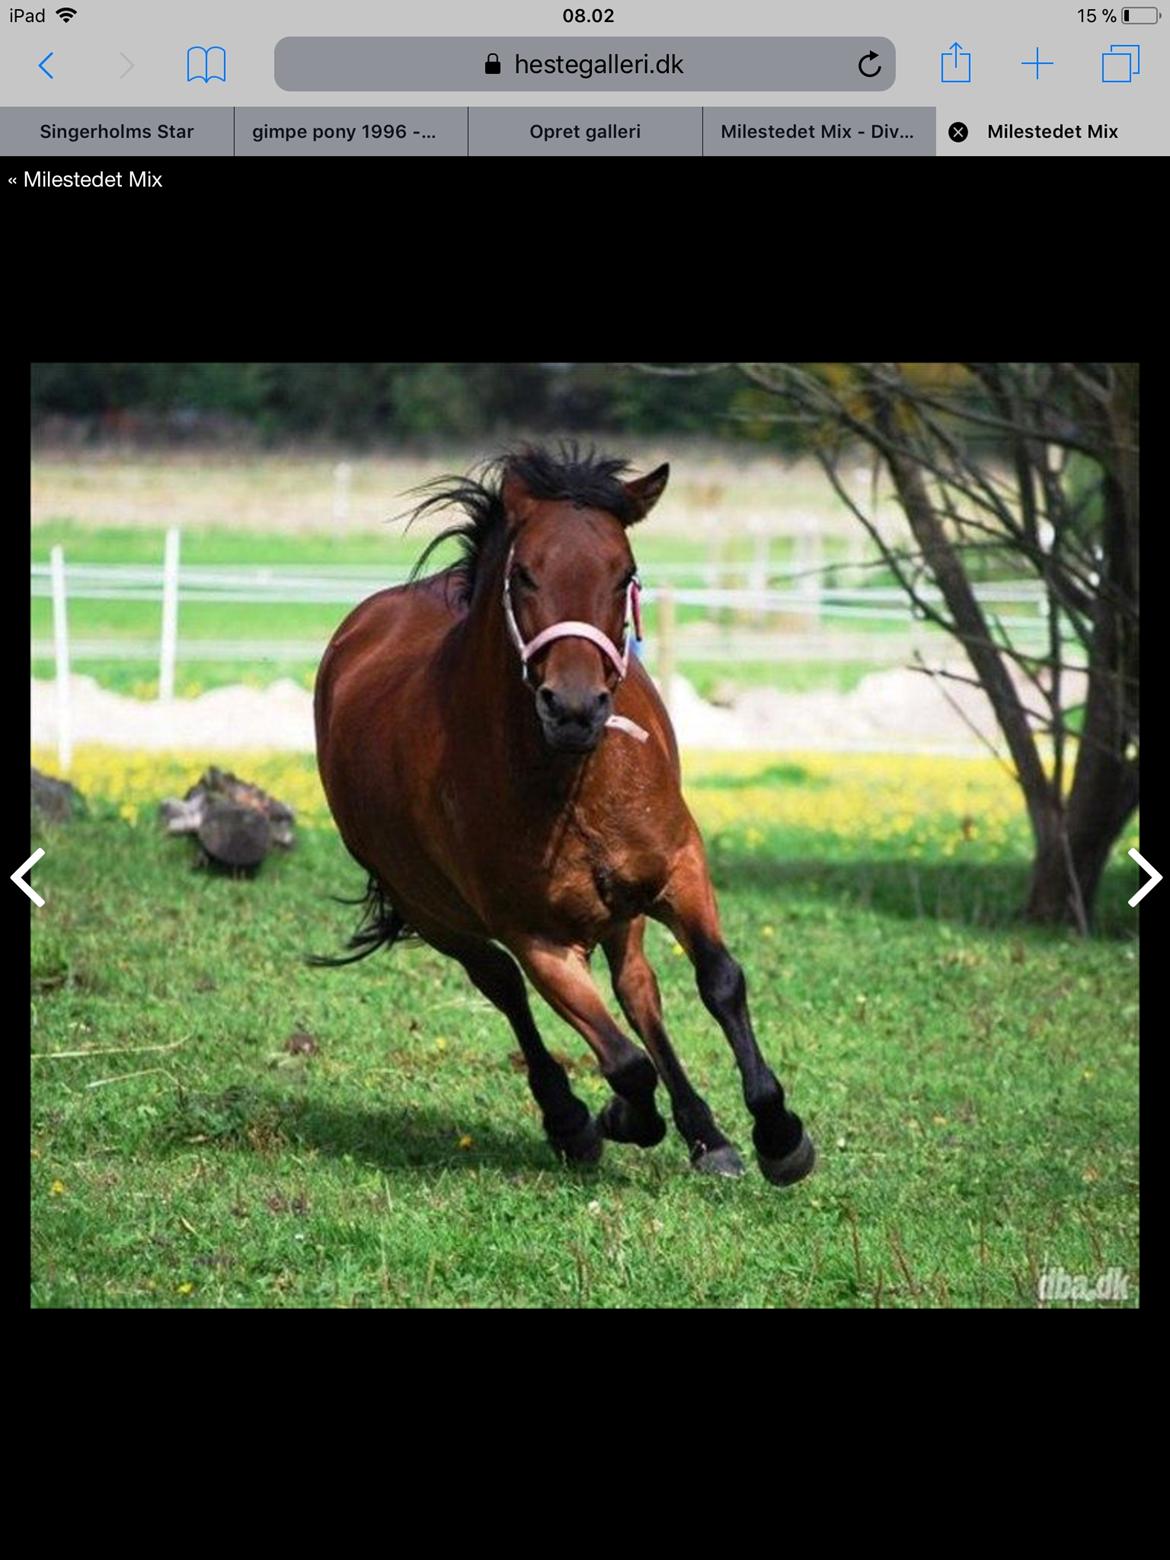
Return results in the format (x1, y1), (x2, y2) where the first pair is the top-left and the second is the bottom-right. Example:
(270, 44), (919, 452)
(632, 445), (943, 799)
(1025, 810), (1080, 928)
(870, 366), (1138, 931)
(1024, 764), (1138, 929)
(867, 386), (1053, 808)
(1025, 364), (1140, 929)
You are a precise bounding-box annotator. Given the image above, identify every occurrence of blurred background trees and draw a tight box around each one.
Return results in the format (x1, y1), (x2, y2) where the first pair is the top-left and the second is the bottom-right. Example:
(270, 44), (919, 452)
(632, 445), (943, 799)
(31, 362), (793, 446)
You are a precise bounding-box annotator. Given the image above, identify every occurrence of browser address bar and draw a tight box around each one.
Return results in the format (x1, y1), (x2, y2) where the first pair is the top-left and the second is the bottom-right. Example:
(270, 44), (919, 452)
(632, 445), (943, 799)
(274, 37), (896, 92)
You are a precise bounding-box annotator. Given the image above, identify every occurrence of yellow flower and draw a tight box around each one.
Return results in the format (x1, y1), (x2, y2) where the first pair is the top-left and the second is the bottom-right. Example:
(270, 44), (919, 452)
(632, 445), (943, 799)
(31, 746), (332, 824)
(177, 1281), (195, 1295)
(457, 1134), (473, 1149)
(761, 924), (775, 938)
(49, 1179), (65, 1196)
(435, 1036), (448, 1052)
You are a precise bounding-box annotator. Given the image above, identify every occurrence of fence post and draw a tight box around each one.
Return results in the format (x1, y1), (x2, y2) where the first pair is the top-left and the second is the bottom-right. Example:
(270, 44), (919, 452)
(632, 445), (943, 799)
(158, 526), (181, 701)
(794, 517), (823, 625)
(333, 461), (352, 524)
(50, 545), (72, 775)
(657, 585), (676, 713)
(748, 517), (770, 626)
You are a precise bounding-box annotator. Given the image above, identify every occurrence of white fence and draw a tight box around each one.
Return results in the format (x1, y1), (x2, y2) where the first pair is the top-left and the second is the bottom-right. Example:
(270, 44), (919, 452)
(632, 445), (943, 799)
(33, 533), (1056, 773)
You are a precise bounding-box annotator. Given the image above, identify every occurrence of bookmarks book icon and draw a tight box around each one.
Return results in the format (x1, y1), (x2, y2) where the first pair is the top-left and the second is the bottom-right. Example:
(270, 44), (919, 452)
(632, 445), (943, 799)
(186, 45), (227, 83)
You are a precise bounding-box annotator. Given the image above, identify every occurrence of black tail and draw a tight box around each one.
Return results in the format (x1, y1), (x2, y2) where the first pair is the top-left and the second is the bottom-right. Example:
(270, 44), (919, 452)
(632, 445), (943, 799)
(306, 875), (418, 967)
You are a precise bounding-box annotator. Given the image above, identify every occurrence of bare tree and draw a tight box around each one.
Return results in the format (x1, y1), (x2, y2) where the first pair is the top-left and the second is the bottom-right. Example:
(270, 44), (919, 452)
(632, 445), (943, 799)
(639, 363), (1138, 930)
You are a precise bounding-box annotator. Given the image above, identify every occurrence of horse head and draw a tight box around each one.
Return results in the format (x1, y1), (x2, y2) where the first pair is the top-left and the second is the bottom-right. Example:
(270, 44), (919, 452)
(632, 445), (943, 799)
(501, 459), (668, 753)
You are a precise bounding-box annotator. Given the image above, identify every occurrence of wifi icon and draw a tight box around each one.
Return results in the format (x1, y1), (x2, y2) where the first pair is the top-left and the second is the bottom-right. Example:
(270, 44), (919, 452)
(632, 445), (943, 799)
(56, 7), (78, 19)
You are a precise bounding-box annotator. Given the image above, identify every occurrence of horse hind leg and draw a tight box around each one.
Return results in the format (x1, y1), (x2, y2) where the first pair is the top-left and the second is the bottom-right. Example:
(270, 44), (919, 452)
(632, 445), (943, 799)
(602, 920), (744, 1177)
(447, 937), (603, 1166)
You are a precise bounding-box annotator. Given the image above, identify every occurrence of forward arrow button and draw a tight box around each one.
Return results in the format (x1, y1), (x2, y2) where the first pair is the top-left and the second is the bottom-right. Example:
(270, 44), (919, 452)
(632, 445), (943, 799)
(1128, 848), (1162, 908)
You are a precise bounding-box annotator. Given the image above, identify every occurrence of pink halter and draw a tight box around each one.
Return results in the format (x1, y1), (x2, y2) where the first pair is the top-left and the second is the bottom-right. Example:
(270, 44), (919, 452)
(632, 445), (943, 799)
(502, 545), (648, 742)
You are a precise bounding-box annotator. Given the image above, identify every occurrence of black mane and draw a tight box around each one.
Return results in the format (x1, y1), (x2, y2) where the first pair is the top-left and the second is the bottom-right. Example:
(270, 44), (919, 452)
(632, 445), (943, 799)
(405, 442), (636, 599)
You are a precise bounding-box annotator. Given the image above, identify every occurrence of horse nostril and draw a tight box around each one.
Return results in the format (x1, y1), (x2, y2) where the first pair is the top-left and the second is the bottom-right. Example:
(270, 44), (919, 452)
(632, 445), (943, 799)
(538, 686), (559, 716)
(595, 690), (612, 714)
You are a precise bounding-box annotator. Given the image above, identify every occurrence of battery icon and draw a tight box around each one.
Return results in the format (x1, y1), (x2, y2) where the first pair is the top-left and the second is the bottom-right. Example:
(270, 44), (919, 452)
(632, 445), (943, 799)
(1121, 7), (1160, 20)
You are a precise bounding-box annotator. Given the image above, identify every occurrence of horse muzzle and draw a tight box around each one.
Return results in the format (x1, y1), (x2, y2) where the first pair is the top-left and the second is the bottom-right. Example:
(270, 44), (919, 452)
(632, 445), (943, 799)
(537, 684), (612, 753)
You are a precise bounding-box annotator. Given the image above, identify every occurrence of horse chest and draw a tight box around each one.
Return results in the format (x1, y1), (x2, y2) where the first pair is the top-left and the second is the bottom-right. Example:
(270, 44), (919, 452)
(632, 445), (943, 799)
(552, 816), (663, 924)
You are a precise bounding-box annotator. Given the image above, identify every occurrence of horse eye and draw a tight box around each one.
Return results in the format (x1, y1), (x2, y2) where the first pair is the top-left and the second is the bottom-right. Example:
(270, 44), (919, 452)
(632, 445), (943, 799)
(515, 565), (537, 590)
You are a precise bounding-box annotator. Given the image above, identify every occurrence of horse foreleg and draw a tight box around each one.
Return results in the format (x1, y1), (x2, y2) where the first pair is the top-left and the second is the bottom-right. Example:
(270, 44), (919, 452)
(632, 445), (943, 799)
(601, 920), (744, 1176)
(444, 936), (602, 1166)
(657, 848), (815, 1187)
(509, 937), (666, 1150)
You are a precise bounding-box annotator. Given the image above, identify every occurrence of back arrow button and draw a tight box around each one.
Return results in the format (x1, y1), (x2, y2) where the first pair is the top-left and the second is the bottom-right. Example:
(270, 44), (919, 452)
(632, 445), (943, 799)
(38, 51), (55, 79)
(12, 847), (45, 908)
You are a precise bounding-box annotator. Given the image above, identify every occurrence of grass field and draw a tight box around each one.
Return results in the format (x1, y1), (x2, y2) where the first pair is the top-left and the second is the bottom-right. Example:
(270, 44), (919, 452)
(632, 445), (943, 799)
(29, 749), (1140, 1308)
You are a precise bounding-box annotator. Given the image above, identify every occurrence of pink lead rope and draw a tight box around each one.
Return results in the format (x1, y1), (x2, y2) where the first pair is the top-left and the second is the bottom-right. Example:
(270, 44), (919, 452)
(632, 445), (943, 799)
(503, 545), (649, 743)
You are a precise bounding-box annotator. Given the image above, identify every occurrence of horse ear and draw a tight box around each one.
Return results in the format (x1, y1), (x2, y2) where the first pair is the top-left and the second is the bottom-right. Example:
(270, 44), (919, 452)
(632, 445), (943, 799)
(623, 463), (670, 524)
(500, 470), (534, 528)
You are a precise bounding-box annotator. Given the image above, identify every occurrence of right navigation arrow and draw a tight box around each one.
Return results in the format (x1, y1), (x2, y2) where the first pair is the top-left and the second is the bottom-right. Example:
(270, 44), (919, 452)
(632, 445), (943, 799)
(120, 52), (134, 79)
(1128, 848), (1162, 908)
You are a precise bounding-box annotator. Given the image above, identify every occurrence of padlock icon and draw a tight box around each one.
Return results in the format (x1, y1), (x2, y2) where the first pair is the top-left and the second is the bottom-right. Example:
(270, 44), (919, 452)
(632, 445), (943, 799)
(484, 52), (501, 75)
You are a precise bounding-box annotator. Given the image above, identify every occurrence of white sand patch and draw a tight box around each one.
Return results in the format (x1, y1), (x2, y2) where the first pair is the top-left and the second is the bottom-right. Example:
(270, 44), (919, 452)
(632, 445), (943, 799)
(32, 675), (317, 751)
(32, 665), (1075, 756)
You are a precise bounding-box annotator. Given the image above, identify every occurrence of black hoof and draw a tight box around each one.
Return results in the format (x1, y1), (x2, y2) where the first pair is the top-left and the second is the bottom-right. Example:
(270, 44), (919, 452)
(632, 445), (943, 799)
(550, 1117), (604, 1166)
(597, 1098), (667, 1149)
(692, 1144), (746, 1178)
(757, 1129), (816, 1187)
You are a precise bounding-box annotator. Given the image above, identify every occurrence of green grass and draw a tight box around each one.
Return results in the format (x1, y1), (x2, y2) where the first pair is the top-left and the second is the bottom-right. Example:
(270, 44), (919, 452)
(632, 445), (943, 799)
(32, 518), (863, 572)
(684, 659), (885, 701)
(30, 759), (1139, 1308)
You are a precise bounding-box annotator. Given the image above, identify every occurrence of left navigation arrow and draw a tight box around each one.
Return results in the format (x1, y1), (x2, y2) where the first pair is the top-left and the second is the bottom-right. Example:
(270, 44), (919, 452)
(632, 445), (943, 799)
(12, 848), (45, 908)
(38, 52), (55, 79)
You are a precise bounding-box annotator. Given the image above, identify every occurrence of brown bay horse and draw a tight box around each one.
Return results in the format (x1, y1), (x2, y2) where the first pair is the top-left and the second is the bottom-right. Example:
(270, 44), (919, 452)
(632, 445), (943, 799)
(314, 446), (814, 1184)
